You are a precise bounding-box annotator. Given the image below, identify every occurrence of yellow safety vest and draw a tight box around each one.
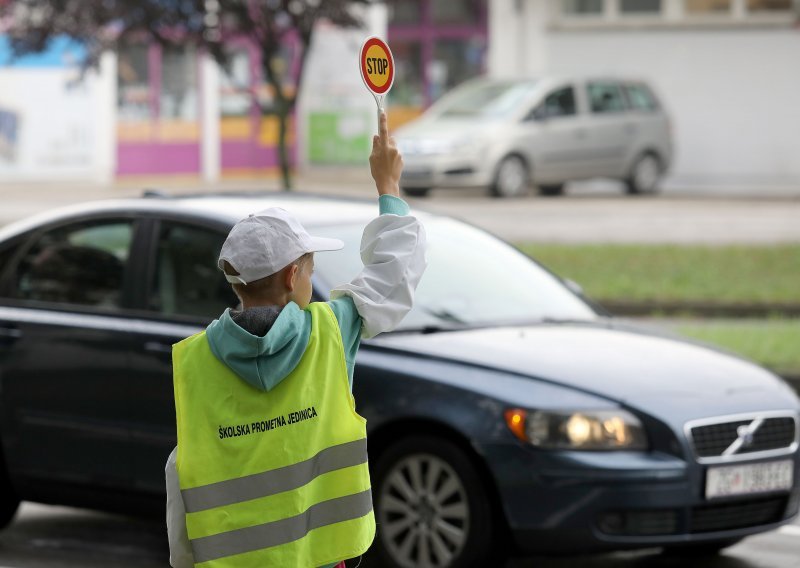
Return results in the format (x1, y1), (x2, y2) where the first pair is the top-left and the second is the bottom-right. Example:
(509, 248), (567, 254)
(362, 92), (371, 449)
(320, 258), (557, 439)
(173, 302), (375, 567)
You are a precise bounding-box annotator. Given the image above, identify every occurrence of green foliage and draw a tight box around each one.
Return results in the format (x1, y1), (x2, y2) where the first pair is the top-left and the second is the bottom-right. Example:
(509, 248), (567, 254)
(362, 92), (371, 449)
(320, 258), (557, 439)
(672, 319), (800, 375)
(518, 243), (800, 304)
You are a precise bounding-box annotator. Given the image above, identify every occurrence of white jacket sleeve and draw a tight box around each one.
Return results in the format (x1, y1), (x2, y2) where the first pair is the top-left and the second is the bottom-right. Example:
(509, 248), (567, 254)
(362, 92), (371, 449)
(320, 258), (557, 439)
(330, 198), (427, 339)
(166, 446), (195, 568)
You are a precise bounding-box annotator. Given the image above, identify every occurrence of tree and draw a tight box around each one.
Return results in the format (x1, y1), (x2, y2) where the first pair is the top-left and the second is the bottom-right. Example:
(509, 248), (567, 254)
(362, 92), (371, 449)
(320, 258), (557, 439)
(0, 0), (369, 189)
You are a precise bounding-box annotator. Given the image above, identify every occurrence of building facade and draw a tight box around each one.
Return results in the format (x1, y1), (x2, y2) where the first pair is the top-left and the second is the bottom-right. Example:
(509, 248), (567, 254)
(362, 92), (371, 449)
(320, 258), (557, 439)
(490, 0), (800, 188)
(2, 0), (798, 188)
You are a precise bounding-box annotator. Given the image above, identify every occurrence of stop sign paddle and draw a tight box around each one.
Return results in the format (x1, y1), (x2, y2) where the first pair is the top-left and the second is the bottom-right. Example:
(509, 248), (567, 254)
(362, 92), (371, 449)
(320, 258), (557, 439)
(359, 36), (395, 120)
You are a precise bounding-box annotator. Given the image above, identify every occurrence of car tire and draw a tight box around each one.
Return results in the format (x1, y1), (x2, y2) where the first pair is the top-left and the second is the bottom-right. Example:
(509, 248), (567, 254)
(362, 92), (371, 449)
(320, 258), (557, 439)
(372, 436), (498, 568)
(491, 155), (530, 198)
(401, 187), (431, 198)
(661, 537), (743, 556)
(626, 153), (662, 195)
(538, 184), (565, 197)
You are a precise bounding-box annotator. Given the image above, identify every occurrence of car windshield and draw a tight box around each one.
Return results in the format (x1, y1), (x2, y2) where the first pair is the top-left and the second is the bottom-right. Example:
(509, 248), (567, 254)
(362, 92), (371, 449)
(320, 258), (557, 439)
(434, 81), (539, 118)
(312, 216), (597, 332)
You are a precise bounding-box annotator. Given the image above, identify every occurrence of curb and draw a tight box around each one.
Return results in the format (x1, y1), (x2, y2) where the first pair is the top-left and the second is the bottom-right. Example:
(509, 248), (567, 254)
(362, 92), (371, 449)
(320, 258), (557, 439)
(601, 300), (800, 319)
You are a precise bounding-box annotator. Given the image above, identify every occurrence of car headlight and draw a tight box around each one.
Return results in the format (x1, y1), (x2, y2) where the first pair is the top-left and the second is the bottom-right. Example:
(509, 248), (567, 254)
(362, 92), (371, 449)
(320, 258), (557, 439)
(504, 408), (648, 451)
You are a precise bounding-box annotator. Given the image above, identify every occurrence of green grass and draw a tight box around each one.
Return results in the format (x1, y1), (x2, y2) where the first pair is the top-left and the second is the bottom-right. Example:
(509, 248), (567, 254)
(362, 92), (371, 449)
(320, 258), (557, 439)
(669, 319), (800, 376)
(517, 244), (800, 305)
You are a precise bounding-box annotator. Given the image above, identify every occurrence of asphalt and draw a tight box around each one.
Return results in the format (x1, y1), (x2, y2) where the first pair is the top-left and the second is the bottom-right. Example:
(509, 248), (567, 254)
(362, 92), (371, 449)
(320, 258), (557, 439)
(2, 171), (800, 245)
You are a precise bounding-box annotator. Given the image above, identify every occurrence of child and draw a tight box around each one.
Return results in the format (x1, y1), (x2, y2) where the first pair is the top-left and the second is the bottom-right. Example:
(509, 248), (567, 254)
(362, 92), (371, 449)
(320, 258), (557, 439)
(165, 112), (427, 567)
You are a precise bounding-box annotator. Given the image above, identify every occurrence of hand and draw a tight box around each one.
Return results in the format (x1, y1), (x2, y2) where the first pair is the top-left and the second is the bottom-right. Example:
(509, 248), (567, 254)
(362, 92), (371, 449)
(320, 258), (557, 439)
(369, 111), (403, 197)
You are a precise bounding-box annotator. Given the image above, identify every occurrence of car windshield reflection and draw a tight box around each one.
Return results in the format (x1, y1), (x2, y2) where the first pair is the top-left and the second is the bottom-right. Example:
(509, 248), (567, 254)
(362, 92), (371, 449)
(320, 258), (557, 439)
(312, 216), (597, 332)
(434, 80), (540, 119)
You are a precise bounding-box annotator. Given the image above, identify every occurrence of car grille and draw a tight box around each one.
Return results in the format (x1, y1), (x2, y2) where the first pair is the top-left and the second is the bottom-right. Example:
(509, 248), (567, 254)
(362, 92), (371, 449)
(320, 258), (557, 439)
(690, 496), (787, 533)
(689, 414), (797, 460)
(596, 496), (790, 537)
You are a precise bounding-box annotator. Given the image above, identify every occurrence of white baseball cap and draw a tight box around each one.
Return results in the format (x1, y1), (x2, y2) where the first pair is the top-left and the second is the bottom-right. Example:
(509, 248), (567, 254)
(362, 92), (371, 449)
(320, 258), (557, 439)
(218, 208), (344, 285)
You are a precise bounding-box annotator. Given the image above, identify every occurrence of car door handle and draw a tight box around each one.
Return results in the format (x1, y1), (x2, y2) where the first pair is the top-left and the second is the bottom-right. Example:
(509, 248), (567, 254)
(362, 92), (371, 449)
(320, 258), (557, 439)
(144, 341), (173, 354)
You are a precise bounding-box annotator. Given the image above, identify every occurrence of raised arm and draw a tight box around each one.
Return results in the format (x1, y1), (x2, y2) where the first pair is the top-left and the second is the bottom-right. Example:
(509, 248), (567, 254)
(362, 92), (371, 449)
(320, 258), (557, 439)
(329, 112), (427, 339)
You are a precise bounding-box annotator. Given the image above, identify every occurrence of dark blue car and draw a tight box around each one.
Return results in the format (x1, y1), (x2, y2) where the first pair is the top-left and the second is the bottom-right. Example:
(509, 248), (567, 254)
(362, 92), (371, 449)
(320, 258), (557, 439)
(0, 193), (797, 568)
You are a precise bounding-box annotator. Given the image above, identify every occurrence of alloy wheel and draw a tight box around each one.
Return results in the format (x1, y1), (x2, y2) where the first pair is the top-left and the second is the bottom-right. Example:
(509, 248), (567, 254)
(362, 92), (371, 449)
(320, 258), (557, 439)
(378, 453), (470, 568)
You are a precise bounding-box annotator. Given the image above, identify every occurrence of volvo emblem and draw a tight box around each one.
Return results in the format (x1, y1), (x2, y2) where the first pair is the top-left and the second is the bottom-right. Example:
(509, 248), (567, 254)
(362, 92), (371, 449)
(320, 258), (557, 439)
(736, 424), (755, 448)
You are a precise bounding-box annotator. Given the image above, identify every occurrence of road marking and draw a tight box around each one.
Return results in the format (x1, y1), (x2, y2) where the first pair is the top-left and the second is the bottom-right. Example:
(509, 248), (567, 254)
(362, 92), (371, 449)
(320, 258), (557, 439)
(778, 525), (800, 536)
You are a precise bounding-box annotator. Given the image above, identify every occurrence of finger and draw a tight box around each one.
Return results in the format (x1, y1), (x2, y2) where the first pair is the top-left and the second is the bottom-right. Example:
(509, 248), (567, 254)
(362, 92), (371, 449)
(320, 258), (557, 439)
(378, 111), (388, 141)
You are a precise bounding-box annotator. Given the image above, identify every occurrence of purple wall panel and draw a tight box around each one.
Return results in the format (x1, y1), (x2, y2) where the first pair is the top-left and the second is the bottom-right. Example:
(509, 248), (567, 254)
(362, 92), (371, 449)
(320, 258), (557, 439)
(117, 143), (200, 175)
(221, 142), (297, 171)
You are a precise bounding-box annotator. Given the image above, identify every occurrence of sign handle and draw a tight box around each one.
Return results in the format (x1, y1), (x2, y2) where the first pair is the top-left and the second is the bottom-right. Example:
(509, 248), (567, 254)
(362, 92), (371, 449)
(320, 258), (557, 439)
(372, 93), (386, 124)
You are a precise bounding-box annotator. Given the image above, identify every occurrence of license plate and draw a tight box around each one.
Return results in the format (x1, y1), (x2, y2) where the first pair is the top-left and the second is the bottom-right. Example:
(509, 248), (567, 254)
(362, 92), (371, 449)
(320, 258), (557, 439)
(706, 460), (794, 500)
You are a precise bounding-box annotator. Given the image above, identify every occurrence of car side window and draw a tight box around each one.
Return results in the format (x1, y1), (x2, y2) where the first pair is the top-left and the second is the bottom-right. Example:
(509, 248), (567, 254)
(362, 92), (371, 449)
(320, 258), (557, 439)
(529, 86), (576, 120)
(587, 82), (627, 114)
(624, 83), (659, 112)
(12, 220), (133, 309)
(149, 222), (239, 320)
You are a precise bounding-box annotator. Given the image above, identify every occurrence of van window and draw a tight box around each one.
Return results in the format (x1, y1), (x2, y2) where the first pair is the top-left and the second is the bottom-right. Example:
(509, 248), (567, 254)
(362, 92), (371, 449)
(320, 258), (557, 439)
(531, 87), (576, 120)
(587, 82), (627, 114)
(624, 83), (659, 111)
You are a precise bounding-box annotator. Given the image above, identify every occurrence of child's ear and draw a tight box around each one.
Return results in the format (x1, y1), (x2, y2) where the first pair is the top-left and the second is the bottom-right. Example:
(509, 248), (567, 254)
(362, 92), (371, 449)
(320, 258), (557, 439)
(285, 264), (299, 292)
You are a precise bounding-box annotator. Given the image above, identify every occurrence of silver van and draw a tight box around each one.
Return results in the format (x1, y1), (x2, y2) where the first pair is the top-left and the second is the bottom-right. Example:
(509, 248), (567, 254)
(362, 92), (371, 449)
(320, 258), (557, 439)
(395, 76), (672, 198)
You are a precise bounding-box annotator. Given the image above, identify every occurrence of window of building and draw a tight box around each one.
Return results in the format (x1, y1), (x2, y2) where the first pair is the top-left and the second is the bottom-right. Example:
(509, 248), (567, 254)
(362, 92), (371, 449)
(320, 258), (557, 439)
(431, 37), (486, 102)
(388, 40), (425, 107)
(389, 0), (422, 25)
(160, 45), (198, 120)
(747, 0), (793, 11)
(431, 0), (482, 24)
(620, 0), (662, 13)
(117, 44), (151, 121)
(685, 0), (733, 13)
(587, 82), (628, 113)
(149, 223), (238, 320)
(14, 221), (133, 309)
(562, 0), (604, 14)
(219, 48), (252, 118)
(389, 0), (487, 110)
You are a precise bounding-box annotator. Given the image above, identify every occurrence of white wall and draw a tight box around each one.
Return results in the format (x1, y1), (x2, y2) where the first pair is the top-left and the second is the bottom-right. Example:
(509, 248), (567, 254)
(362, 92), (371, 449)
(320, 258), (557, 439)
(545, 29), (800, 186)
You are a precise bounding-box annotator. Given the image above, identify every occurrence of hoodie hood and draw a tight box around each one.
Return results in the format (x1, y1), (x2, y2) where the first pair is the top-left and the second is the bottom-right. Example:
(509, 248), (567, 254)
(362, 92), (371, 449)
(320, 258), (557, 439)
(205, 302), (311, 392)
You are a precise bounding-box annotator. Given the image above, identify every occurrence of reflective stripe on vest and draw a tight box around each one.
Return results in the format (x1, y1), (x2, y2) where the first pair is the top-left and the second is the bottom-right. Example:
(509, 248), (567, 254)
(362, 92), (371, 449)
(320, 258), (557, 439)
(173, 302), (375, 567)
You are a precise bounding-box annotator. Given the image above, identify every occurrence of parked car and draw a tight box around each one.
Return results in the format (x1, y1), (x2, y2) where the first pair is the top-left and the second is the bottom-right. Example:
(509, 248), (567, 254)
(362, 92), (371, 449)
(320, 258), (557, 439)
(395, 76), (672, 198)
(0, 193), (797, 568)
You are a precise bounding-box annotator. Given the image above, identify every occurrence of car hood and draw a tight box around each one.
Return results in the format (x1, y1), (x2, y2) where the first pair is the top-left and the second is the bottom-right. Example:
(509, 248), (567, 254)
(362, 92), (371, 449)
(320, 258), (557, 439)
(370, 321), (799, 423)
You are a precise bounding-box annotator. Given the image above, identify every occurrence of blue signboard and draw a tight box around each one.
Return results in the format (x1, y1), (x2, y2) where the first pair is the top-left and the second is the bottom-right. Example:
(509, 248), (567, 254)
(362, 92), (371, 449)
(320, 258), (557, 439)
(0, 35), (86, 68)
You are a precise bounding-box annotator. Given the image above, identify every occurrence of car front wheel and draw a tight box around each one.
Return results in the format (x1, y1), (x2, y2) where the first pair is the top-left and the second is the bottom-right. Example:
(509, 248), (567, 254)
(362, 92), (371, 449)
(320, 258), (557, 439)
(491, 155), (530, 198)
(372, 436), (497, 568)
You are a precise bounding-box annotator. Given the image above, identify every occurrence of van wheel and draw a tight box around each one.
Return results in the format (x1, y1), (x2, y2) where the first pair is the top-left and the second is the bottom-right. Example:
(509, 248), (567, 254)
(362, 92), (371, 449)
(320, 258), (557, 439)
(626, 153), (662, 195)
(401, 187), (431, 198)
(372, 436), (497, 568)
(491, 155), (530, 198)
(538, 184), (565, 197)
